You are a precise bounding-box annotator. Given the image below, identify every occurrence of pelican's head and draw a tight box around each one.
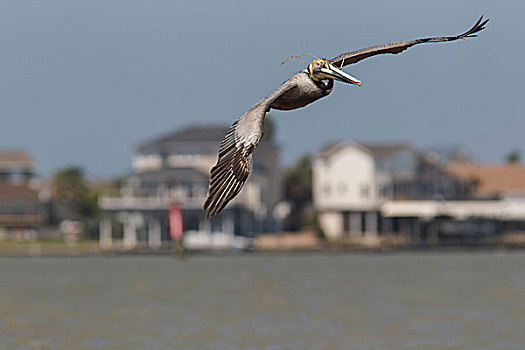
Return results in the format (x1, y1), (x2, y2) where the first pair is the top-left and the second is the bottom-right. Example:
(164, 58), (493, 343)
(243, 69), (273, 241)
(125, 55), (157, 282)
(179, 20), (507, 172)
(308, 59), (361, 86)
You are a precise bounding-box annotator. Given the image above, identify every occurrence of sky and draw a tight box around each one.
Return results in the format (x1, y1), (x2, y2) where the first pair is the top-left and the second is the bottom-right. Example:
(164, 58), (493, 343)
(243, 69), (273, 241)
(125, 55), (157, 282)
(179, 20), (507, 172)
(0, 0), (523, 177)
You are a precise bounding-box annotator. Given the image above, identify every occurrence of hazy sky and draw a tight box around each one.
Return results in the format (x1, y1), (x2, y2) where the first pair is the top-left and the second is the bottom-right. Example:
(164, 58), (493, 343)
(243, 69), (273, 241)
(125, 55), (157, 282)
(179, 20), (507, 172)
(0, 0), (522, 177)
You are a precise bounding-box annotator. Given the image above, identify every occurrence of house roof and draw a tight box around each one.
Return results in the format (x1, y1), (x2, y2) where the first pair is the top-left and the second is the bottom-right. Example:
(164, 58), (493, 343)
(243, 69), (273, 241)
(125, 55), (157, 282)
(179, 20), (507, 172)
(317, 141), (414, 160)
(317, 141), (371, 160)
(360, 142), (413, 158)
(137, 124), (277, 154)
(0, 150), (34, 170)
(447, 162), (525, 197)
(155, 125), (230, 143)
(317, 141), (464, 183)
(138, 125), (228, 150)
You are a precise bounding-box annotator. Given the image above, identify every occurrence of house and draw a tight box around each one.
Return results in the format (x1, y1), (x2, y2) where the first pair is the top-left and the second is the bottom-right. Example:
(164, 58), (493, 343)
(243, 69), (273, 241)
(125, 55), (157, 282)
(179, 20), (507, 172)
(314, 142), (525, 244)
(0, 150), (39, 238)
(98, 124), (282, 249)
(313, 141), (473, 241)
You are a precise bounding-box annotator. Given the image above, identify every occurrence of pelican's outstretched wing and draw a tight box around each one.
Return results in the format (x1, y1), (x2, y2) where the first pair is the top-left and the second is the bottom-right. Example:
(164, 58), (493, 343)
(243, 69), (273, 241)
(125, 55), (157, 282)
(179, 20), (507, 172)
(204, 80), (296, 218)
(330, 15), (488, 68)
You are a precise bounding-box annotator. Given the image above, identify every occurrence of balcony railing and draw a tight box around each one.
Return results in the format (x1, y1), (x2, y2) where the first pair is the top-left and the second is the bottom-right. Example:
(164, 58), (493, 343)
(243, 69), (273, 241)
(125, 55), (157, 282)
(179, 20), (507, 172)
(99, 193), (208, 210)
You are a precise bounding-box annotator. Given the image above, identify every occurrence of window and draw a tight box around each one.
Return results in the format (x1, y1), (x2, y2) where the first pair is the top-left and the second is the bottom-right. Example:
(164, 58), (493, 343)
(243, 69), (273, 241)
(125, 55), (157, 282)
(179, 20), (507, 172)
(360, 184), (370, 199)
(342, 212), (350, 233)
(323, 184), (331, 196)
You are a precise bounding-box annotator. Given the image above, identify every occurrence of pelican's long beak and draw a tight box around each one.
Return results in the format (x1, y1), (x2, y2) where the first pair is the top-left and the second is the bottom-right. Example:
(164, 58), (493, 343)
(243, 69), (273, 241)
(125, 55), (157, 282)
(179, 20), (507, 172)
(321, 63), (361, 86)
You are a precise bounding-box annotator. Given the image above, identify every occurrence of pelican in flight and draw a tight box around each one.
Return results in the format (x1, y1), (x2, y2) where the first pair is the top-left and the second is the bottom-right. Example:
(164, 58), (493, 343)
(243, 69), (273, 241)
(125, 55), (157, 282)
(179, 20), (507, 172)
(204, 15), (488, 218)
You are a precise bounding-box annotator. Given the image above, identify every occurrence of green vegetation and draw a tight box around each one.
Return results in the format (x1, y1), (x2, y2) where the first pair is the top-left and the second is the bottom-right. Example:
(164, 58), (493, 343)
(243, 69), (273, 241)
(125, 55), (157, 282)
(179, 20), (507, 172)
(282, 155), (315, 231)
(0, 239), (101, 256)
(505, 149), (521, 164)
(47, 166), (119, 239)
(52, 167), (91, 219)
(263, 113), (275, 140)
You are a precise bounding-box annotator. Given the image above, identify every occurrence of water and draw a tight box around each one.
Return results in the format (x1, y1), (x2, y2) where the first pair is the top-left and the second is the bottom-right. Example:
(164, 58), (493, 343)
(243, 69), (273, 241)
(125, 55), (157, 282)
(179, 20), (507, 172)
(1, 252), (524, 349)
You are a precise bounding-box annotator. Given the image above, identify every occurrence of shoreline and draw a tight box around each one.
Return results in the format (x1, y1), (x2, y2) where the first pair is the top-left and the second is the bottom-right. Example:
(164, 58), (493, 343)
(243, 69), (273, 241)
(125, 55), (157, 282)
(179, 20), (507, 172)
(0, 240), (524, 257)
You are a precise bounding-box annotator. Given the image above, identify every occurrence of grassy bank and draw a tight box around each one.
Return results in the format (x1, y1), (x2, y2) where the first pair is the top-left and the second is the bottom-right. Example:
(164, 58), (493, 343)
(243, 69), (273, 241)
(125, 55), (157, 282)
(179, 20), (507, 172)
(0, 240), (101, 256)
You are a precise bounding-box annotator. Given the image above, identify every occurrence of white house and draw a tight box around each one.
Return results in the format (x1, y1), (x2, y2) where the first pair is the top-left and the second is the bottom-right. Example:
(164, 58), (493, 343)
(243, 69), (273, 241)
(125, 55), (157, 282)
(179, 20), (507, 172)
(313, 141), (472, 241)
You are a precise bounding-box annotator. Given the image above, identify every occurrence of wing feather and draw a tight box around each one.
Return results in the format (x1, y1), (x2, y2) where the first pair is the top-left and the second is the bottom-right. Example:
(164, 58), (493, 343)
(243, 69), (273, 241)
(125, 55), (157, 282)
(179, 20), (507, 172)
(204, 120), (254, 219)
(330, 15), (488, 67)
(204, 80), (297, 218)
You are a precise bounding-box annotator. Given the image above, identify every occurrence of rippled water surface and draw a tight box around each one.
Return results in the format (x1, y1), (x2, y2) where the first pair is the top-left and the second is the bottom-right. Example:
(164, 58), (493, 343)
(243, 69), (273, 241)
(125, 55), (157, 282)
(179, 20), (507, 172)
(1, 252), (524, 349)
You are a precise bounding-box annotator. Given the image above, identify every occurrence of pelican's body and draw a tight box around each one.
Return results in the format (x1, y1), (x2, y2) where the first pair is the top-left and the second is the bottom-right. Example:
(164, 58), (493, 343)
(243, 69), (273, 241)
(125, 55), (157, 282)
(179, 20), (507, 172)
(270, 71), (333, 110)
(204, 16), (488, 218)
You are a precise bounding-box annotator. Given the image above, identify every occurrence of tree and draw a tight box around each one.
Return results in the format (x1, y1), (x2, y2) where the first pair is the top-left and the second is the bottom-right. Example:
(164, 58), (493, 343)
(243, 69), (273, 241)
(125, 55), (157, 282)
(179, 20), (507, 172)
(51, 167), (91, 220)
(263, 113), (275, 140)
(282, 155), (313, 231)
(53, 167), (88, 202)
(505, 149), (521, 164)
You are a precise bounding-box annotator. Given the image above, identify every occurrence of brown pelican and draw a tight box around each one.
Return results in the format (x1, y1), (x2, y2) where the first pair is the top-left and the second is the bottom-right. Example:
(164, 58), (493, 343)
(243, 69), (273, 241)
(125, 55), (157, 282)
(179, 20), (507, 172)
(204, 15), (488, 218)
